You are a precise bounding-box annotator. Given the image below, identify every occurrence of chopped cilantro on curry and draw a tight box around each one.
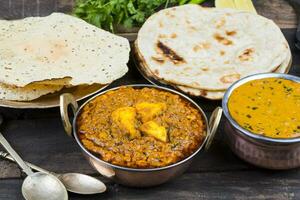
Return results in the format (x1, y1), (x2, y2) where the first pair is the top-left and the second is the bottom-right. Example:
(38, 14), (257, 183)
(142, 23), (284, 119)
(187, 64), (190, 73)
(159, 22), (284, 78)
(228, 78), (300, 139)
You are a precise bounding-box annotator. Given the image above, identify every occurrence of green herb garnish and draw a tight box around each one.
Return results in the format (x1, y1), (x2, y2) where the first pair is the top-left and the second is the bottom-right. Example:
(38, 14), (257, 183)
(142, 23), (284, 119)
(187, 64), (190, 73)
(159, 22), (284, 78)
(73, 0), (208, 32)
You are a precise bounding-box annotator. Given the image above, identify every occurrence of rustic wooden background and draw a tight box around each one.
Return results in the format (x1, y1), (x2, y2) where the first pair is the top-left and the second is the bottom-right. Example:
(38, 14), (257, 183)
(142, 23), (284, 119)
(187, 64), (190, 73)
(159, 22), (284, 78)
(0, 0), (299, 199)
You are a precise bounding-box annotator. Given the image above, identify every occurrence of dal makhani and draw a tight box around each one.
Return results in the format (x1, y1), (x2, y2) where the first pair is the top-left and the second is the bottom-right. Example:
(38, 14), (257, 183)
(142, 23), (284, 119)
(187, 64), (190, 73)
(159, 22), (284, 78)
(228, 78), (300, 139)
(77, 87), (206, 168)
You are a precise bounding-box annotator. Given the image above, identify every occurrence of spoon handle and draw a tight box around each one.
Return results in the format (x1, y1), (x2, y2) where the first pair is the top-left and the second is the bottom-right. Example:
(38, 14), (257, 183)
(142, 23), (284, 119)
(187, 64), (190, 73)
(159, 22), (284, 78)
(0, 133), (33, 176)
(0, 151), (51, 175)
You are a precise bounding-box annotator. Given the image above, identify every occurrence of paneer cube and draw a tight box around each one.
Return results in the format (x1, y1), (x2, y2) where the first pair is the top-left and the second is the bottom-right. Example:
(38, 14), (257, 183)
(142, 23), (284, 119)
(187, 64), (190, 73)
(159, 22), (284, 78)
(111, 107), (140, 139)
(135, 102), (167, 122)
(140, 121), (168, 142)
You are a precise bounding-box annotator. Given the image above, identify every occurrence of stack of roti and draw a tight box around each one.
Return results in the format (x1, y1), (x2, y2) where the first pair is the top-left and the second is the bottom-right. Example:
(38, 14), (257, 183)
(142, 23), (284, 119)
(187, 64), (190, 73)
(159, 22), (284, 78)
(0, 13), (130, 101)
(135, 5), (291, 100)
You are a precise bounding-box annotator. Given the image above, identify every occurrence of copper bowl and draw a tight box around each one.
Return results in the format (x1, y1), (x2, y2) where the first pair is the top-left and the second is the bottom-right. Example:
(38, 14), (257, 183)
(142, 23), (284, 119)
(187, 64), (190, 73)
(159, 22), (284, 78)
(222, 73), (300, 170)
(60, 84), (222, 187)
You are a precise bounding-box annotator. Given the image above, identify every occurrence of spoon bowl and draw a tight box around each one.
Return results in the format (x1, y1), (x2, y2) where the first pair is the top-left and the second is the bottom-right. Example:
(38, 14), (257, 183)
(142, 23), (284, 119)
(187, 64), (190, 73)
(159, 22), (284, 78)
(58, 173), (106, 194)
(0, 151), (106, 195)
(0, 114), (68, 200)
(22, 172), (68, 200)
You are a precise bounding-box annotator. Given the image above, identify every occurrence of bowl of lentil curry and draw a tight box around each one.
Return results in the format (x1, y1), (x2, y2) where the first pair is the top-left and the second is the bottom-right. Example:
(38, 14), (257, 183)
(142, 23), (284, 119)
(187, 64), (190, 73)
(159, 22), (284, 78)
(222, 73), (300, 169)
(60, 85), (222, 187)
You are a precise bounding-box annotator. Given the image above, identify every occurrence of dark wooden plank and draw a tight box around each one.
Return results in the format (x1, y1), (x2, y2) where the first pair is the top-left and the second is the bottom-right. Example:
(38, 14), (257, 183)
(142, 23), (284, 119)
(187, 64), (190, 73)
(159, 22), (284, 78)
(0, 179), (23, 200)
(0, 161), (21, 179)
(56, 0), (75, 14)
(0, 4), (298, 200)
(254, 0), (297, 29)
(1, 170), (300, 200)
(0, 0), (74, 19)
(0, 118), (94, 178)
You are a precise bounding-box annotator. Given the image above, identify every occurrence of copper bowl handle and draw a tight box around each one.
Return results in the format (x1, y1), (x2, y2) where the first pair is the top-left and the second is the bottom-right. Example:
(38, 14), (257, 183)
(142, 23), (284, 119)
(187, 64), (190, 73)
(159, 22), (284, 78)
(205, 107), (222, 151)
(60, 93), (78, 137)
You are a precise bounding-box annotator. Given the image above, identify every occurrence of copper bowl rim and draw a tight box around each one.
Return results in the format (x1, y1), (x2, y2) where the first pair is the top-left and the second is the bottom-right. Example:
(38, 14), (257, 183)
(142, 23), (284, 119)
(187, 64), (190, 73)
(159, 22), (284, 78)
(72, 84), (210, 172)
(222, 73), (300, 144)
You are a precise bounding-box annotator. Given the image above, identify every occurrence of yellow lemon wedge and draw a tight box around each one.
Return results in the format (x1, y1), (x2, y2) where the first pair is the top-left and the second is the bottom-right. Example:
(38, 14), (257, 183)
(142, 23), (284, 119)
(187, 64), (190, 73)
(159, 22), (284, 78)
(233, 0), (257, 14)
(215, 0), (236, 9)
(215, 0), (257, 14)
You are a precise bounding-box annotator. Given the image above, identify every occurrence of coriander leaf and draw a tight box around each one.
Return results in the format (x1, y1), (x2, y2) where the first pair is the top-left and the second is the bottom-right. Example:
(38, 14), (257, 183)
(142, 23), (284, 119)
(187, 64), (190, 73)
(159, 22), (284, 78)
(127, 1), (137, 14)
(73, 0), (208, 32)
(123, 17), (134, 28)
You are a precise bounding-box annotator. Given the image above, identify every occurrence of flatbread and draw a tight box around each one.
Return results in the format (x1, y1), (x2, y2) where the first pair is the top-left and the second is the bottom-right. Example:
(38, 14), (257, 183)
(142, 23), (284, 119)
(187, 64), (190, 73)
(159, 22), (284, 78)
(277, 42), (292, 73)
(135, 44), (225, 99)
(0, 13), (130, 87)
(174, 47), (292, 100)
(136, 5), (289, 90)
(0, 83), (63, 101)
(175, 86), (225, 100)
(34, 77), (72, 85)
(135, 40), (291, 100)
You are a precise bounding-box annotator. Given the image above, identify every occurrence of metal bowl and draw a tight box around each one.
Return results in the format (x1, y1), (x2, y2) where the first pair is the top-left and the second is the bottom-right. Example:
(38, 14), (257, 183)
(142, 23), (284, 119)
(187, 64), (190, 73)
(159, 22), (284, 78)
(222, 73), (300, 169)
(60, 84), (222, 187)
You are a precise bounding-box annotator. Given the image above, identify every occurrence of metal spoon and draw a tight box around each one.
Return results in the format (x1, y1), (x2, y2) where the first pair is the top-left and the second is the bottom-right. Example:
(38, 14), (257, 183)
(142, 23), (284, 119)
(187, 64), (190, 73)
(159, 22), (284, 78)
(0, 151), (106, 194)
(0, 115), (68, 200)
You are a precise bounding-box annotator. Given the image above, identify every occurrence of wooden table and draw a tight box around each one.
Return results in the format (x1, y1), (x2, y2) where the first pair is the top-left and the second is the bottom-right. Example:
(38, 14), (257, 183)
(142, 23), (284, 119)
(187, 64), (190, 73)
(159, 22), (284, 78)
(0, 0), (299, 199)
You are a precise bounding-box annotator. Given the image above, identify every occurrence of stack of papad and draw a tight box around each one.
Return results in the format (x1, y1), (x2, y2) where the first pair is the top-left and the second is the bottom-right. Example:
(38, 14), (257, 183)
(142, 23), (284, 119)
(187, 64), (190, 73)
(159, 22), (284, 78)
(135, 5), (291, 100)
(0, 13), (130, 101)
(0, 83), (64, 101)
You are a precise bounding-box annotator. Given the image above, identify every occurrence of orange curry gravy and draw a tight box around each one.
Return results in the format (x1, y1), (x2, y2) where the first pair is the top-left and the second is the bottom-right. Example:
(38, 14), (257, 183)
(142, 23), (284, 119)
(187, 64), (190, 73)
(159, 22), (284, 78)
(77, 87), (206, 168)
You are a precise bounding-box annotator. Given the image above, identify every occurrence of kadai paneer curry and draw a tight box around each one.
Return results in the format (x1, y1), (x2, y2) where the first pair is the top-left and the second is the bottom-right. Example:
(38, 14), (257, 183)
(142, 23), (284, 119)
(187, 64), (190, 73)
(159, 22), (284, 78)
(77, 87), (206, 168)
(228, 78), (300, 139)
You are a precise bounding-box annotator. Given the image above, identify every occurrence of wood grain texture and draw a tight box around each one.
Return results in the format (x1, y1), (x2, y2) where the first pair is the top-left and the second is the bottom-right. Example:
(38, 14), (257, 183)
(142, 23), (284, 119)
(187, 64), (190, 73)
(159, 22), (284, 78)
(254, 0), (297, 28)
(0, 0), (74, 19)
(1, 171), (300, 200)
(0, 1), (299, 199)
(0, 0), (297, 28)
(0, 29), (299, 199)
